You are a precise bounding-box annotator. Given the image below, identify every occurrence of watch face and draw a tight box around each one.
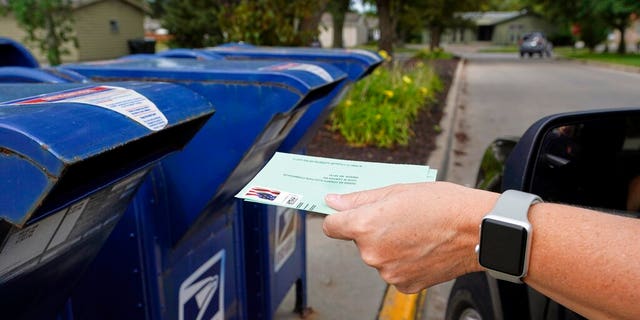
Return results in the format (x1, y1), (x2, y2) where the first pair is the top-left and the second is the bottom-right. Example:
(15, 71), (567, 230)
(479, 218), (528, 276)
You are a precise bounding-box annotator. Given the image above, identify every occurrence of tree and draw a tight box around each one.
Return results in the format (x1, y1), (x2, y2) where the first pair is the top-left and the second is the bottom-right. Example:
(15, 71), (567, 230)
(326, 0), (351, 48)
(369, 0), (485, 53)
(2, 0), (77, 66)
(592, 0), (640, 54)
(147, 0), (168, 18)
(533, 0), (640, 54)
(422, 0), (484, 50)
(162, 0), (225, 48)
(299, 0), (331, 46)
(217, 0), (328, 46)
(578, 18), (610, 52)
(375, 0), (397, 54)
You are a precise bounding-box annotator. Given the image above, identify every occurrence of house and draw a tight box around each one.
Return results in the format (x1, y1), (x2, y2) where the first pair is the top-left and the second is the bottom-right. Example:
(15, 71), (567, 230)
(318, 12), (379, 48)
(608, 17), (640, 52)
(0, 0), (149, 64)
(428, 10), (554, 45)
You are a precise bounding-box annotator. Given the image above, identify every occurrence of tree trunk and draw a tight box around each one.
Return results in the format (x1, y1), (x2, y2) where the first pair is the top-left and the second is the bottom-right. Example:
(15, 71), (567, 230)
(617, 25), (626, 54)
(298, 0), (329, 46)
(45, 12), (61, 66)
(429, 25), (441, 51)
(376, 0), (393, 55)
(332, 12), (345, 48)
(328, 0), (349, 48)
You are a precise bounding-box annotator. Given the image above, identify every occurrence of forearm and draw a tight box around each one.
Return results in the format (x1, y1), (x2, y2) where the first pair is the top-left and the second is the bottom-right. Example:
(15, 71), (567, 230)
(522, 203), (640, 319)
(323, 182), (640, 318)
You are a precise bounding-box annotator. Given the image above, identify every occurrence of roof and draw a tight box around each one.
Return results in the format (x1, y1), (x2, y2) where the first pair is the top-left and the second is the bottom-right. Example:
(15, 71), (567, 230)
(459, 10), (529, 26)
(72, 0), (150, 14)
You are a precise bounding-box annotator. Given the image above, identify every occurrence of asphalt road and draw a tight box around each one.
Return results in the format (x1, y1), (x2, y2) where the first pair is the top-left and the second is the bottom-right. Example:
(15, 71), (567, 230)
(423, 48), (640, 320)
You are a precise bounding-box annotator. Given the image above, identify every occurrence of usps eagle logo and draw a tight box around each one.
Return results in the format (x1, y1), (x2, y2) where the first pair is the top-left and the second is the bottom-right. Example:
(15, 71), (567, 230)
(179, 250), (225, 320)
(245, 186), (281, 201)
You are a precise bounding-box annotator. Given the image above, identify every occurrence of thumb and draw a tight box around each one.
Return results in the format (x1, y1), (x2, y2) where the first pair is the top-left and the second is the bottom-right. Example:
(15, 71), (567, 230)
(324, 184), (400, 211)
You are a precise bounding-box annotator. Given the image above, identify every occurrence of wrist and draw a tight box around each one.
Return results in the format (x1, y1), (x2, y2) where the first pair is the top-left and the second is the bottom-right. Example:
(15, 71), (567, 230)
(447, 183), (500, 274)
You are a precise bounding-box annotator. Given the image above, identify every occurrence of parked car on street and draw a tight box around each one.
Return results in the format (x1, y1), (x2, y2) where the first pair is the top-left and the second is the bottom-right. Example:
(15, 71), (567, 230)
(519, 32), (552, 58)
(446, 108), (640, 320)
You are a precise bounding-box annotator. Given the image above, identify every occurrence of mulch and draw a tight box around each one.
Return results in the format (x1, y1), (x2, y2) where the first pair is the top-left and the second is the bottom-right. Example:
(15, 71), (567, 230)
(305, 58), (459, 164)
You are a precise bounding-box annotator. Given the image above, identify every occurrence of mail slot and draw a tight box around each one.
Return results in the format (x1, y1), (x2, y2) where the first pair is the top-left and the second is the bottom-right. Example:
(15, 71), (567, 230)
(0, 82), (214, 319)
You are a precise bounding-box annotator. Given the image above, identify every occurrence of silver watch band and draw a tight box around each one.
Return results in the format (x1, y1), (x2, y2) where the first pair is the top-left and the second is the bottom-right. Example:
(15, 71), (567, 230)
(492, 190), (542, 220)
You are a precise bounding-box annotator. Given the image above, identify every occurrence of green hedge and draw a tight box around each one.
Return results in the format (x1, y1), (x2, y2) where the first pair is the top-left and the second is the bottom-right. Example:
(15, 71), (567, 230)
(330, 60), (442, 148)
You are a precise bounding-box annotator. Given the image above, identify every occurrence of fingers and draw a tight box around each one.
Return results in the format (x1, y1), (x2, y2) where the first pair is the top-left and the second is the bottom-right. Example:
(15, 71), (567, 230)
(322, 210), (355, 240)
(323, 186), (397, 240)
(323, 184), (412, 240)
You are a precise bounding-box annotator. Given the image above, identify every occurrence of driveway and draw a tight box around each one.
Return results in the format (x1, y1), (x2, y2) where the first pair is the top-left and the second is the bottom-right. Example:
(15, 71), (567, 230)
(423, 45), (640, 319)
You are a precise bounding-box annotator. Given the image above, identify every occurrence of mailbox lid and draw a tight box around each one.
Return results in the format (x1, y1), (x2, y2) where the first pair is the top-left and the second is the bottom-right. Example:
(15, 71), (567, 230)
(0, 37), (39, 68)
(205, 43), (383, 81)
(0, 82), (215, 226)
(60, 57), (346, 94)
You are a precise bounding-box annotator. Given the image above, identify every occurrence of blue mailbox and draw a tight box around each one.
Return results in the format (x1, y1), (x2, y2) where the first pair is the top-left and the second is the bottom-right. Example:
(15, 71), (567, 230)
(59, 58), (347, 319)
(0, 66), (89, 83)
(0, 37), (39, 68)
(147, 47), (382, 319)
(160, 45), (383, 152)
(0, 82), (215, 319)
(207, 43), (383, 82)
(203, 45), (382, 319)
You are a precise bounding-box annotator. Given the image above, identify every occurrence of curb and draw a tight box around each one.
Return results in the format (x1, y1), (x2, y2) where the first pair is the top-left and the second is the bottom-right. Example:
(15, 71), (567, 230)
(427, 57), (466, 179)
(376, 57), (466, 320)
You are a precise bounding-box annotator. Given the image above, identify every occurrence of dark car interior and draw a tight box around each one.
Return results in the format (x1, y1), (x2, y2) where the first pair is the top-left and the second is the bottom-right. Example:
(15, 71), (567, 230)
(531, 115), (640, 217)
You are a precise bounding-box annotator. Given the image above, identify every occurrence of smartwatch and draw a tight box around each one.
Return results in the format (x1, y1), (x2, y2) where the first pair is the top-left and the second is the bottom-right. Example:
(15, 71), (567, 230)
(475, 190), (542, 283)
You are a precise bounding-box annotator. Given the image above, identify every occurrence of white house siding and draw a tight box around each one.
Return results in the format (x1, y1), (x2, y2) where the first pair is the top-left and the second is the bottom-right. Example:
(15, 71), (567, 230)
(318, 12), (375, 48)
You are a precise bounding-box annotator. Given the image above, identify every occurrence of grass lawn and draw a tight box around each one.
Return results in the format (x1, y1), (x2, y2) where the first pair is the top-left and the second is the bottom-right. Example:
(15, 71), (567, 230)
(555, 46), (640, 68)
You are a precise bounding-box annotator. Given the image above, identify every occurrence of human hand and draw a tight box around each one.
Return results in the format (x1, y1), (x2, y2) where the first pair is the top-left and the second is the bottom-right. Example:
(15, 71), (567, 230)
(323, 182), (498, 293)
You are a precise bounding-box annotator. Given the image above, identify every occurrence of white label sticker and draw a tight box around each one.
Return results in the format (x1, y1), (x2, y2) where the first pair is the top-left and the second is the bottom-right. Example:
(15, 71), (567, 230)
(13, 86), (169, 131)
(180, 250), (225, 320)
(48, 198), (89, 248)
(0, 208), (67, 275)
(0, 169), (149, 280)
(262, 62), (333, 82)
(274, 207), (297, 272)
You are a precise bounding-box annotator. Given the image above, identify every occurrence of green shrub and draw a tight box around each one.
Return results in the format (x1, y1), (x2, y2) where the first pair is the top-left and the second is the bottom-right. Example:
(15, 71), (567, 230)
(412, 48), (453, 60)
(330, 61), (442, 148)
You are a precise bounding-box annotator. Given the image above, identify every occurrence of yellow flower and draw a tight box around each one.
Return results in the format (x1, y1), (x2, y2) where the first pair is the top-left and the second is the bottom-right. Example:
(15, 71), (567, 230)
(344, 99), (353, 107)
(420, 87), (429, 95)
(383, 90), (394, 98)
(402, 75), (412, 84)
(375, 114), (382, 120)
(373, 69), (381, 76)
(378, 50), (391, 61)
